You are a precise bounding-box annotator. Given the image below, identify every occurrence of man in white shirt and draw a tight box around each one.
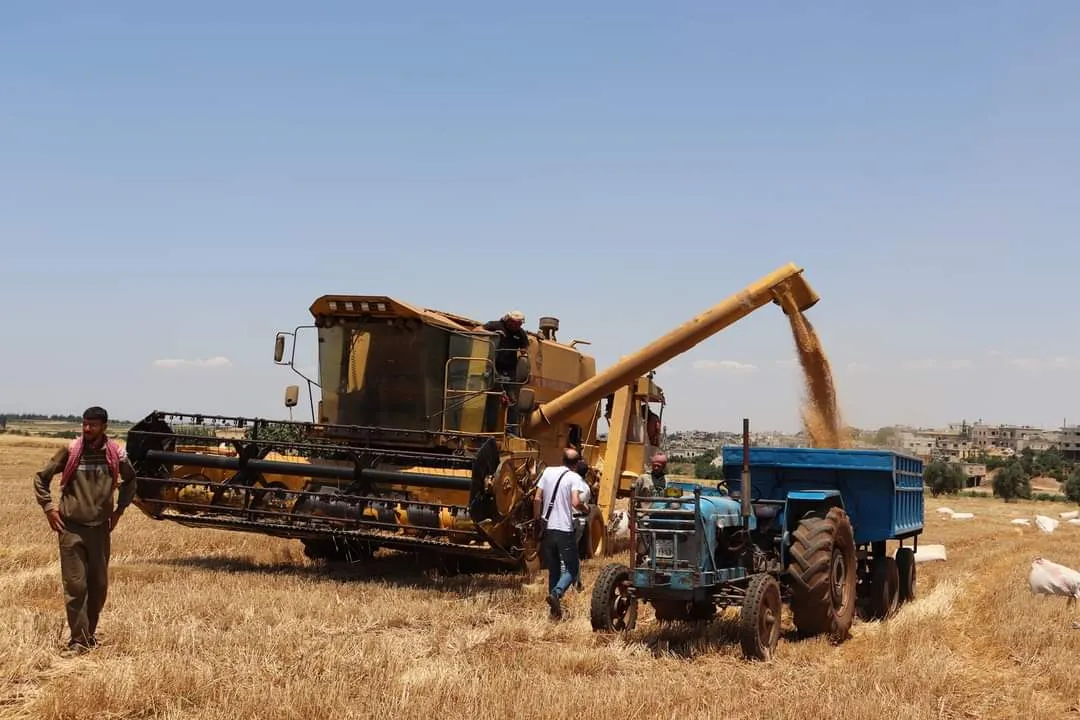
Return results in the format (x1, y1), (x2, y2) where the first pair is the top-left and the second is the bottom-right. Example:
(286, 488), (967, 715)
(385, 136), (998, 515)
(533, 447), (587, 619)
(565, 469), (592, 592)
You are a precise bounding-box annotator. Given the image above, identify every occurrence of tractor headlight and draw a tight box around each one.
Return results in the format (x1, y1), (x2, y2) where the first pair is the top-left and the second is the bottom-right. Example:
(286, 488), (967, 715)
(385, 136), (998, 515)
(664, 486), (682, 498)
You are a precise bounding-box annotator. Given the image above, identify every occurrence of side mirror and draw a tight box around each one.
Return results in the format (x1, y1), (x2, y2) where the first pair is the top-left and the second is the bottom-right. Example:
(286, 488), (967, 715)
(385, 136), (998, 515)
(517, 387), (536, 413)
(284, 385), (299, 408)
(274, 334), (286, 363)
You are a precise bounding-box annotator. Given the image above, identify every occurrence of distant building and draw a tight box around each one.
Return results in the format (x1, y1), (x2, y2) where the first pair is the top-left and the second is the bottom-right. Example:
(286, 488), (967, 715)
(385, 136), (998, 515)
(1058, 426), (1080, 461)
(961, 462), (987, 487)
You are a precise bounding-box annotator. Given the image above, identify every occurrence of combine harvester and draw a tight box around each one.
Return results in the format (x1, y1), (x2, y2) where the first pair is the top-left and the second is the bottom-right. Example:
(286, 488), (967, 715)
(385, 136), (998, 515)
(124, 263), (822, 573)
(590, 418), (925, 660)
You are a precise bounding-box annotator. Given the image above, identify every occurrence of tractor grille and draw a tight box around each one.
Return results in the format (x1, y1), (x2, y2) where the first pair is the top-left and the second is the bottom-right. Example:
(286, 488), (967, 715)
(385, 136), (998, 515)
(632, 495), (699, 570)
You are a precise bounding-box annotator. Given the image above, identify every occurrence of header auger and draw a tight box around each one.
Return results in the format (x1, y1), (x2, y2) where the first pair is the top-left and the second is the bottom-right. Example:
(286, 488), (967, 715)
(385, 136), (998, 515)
(125, 262), (821, 573)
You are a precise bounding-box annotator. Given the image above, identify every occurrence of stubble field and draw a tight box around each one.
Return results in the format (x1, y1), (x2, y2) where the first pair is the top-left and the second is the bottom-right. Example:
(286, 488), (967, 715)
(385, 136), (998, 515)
(3, 433), (1080, 719)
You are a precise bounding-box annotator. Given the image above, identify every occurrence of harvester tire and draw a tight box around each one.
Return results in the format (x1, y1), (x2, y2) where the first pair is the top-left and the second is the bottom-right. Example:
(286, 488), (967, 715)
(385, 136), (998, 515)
(740, 573), (781, 661)
(867, 556), (900, 620)
(895, 546), (916, 602)
(786, 506), (857, 642)
(590, 563), (637, 632)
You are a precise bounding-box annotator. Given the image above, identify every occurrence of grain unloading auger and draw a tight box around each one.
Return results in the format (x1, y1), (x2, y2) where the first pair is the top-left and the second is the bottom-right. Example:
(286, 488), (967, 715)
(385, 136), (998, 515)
(125, 262), (820, 571)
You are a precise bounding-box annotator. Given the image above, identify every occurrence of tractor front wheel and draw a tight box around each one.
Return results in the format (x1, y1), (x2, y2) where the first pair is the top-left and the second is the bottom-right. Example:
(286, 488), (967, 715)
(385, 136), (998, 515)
(740, 573), (781, 661)
(590, 563), (638, 632)
(786, 506), (858, 642)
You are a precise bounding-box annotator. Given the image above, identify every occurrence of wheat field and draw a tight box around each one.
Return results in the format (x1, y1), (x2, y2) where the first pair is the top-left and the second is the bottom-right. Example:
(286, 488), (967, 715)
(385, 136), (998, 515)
(3, 433), (1080, 720)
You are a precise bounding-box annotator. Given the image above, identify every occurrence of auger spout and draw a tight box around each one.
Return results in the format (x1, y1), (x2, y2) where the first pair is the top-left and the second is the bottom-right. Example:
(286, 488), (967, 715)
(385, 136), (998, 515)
(525, 262), (819, 431)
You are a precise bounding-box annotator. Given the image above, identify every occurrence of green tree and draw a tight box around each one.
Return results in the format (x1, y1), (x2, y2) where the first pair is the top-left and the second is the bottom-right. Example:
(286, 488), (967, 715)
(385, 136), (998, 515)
(1064, 467), (1080, 504)
(924, 460), (967, 497)
(993, 461), (1032, 502)
(1032, 449), (1070, 482)
(693, 450), (724, 480)
(872, 426), (898, 447)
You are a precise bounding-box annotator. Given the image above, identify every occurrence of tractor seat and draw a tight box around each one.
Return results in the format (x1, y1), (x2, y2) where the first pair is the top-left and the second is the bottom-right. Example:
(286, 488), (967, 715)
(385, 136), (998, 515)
(753, 503), (780, 521)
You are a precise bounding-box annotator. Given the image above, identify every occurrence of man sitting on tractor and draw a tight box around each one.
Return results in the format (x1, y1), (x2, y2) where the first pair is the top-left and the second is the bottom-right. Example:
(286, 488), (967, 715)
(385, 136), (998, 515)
(633, 452), (669, 497)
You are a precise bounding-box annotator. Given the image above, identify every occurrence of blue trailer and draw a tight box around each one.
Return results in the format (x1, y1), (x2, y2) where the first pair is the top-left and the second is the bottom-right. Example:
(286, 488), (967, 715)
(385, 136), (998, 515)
(589, 419), (925, 661)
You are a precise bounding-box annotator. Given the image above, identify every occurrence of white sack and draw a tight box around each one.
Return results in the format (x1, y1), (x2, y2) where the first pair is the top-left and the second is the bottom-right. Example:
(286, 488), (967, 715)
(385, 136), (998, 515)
(951, 512), (975, 520)
(914, 544), (947, 563)
(1059, 510), (1079, 520)
(1069, 518), (1080, 526)
(936, 507), (955, 515)
(1035, 515), (1059, 533)
(610, 511), (630, 540)
(1029, 557), (1080, 599)
(1011, 518), (1031, 525)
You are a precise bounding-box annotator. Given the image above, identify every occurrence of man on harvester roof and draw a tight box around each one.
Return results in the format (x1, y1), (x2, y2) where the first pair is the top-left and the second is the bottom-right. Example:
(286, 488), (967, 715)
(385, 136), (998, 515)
(481, 310), (529, 434)
(482, 310), (528, 377)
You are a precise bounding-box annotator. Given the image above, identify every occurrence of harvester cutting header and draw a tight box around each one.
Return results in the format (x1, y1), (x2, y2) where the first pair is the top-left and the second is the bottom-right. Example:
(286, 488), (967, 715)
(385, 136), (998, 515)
(124, 263), (821, 571)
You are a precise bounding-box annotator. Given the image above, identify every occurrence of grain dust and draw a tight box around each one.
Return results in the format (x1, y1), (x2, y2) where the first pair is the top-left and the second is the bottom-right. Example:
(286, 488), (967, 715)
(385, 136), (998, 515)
(786, 309), (851, 448)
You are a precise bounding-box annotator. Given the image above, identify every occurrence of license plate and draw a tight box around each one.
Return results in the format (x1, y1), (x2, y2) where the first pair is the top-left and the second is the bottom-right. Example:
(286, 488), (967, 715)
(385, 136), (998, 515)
(655, 537), (674, 558)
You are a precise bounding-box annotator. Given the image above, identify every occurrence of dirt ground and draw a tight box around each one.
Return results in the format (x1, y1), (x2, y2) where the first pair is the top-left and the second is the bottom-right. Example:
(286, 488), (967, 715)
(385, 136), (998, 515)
(3, 433), (1080, 719)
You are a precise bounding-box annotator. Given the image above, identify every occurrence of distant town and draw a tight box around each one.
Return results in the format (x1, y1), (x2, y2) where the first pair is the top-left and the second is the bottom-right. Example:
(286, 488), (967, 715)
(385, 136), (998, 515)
(663, 421), (1080, 489)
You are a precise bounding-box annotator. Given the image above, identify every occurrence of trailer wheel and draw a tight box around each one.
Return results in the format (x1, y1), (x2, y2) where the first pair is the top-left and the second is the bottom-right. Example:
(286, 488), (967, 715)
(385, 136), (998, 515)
(787, 506), (857, 642)
(868, 556), (900, 620)
(740, 574), (781, 661)
(895, 546), (916, 602)
(590, 563), (637, 632)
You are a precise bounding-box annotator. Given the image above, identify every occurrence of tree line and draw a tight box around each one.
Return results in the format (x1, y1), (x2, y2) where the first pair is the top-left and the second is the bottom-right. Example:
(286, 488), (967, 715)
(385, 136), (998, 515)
(927, 447), (1080, 503)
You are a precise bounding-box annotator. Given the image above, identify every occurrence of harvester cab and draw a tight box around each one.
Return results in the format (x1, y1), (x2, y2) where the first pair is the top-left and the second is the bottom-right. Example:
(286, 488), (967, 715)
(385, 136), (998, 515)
(124, 262), (822, 576)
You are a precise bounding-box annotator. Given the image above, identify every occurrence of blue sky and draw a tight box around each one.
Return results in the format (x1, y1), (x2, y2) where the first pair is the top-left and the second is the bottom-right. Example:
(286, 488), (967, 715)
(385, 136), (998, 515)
(2, 2), (1078, 433)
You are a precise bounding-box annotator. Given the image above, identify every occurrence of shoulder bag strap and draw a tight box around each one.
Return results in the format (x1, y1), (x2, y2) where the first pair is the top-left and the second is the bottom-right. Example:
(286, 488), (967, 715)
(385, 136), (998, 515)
(544, 469), (571, 521)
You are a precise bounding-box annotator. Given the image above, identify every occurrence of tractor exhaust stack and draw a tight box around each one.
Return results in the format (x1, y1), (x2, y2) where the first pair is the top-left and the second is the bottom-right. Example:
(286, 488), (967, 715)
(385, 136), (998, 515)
(741, 417), (752, 525)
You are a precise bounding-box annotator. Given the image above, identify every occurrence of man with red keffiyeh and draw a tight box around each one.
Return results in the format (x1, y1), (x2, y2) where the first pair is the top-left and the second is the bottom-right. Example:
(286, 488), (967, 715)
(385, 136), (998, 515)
(32, 406), (137, 655)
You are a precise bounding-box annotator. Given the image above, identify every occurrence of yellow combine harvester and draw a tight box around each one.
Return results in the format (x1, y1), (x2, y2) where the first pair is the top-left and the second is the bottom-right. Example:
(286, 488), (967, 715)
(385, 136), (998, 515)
(125, 263), (820, 571)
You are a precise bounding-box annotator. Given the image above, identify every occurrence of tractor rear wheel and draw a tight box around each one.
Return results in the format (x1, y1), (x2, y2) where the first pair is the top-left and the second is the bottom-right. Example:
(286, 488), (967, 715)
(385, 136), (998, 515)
(786, 506), (857, 642)
(740, 573), (781, 661)
(895, 546), (916, 602)
(590, 563), (637, 632)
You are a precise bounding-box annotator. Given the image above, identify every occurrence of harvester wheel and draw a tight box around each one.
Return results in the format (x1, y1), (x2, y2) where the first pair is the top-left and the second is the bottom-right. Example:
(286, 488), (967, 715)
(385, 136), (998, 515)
(895, 546), (916, 602)
(740, 574), (781, 661)
(580, 510), (607, 559)
(590, 563), (637, 632)
(867, 556), (900, 620)
(786, 506), (857, 642)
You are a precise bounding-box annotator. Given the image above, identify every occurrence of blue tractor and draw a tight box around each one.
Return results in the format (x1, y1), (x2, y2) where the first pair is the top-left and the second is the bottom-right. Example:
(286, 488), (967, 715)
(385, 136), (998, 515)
(589, 419), (924, 660)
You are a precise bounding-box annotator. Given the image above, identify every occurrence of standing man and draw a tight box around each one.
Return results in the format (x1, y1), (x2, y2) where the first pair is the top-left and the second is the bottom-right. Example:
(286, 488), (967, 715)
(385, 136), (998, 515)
(481, 310), (529, 378)
(32, 406), (137, 655)
(567, 467), (592, 592)
(481, 311), (529, 434)
(634, 452), (670, 497)
(533, 447), (587, 619)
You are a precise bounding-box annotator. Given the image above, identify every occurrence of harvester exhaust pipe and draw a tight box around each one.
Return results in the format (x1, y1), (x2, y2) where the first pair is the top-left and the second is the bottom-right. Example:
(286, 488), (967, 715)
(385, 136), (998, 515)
(741, 417), (752, 524)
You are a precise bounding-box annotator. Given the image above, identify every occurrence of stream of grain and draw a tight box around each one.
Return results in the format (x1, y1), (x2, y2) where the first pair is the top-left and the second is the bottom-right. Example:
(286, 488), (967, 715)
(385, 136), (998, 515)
(786, 308), (851, 448)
